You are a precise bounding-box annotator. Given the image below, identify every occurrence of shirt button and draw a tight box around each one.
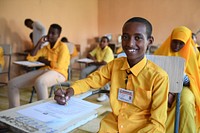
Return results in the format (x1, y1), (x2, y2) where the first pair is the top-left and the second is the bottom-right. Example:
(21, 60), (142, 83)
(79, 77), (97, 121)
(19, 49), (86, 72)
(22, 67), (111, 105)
(120, 125), (123, 128)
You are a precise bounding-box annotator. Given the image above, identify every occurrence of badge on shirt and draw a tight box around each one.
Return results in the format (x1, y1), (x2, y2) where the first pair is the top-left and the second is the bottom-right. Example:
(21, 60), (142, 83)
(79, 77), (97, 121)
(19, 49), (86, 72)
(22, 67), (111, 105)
(118, 88), (134, 104)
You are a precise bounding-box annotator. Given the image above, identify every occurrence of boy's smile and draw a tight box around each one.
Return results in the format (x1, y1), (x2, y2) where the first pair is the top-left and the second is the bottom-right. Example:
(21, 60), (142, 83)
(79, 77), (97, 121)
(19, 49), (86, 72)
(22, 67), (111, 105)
(122, 22), (153, 66)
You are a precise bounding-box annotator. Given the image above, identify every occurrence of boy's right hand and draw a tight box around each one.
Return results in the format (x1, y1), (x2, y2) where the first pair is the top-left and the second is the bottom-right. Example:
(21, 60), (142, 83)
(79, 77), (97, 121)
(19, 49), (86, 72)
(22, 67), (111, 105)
(54, 87), (74, 105)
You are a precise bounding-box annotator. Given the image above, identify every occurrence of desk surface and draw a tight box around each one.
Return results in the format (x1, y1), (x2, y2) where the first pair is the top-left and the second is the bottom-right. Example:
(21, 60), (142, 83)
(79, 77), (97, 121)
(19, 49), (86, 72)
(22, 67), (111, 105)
(0, 93), (110, 133)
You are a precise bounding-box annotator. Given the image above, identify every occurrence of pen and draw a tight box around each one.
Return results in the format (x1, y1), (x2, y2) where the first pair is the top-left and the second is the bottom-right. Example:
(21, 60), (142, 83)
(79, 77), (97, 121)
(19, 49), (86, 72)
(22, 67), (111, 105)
(56, 79), (68, 105)
(56, 79), (65, 96)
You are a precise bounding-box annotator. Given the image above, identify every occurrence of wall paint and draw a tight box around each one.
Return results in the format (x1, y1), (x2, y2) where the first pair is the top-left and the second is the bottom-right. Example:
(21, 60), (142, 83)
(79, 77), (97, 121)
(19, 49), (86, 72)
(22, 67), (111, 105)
(0, 0), (200, 79)
(98, 0), (200, 45)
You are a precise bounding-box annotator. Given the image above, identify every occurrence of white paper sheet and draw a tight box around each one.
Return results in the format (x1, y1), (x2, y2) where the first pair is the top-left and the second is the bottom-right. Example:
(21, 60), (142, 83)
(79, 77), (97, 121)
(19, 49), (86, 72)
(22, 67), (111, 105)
(13, 61), (45, 67)
(77, 58), (94, 63)
(17, 97), (101, 123)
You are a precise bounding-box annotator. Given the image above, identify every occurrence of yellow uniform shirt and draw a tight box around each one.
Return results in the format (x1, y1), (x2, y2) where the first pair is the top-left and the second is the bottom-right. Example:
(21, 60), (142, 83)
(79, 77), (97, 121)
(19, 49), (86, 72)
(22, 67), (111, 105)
(90, 46), (114, 63)
(71, 57), (169, 132)
(27, 41), (70, 79)
(0, 47), (4, 69)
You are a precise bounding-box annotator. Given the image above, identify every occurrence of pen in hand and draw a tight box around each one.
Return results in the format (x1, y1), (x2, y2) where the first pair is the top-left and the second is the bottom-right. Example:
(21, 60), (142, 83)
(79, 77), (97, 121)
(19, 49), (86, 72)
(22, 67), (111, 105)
(56, 79), (68, 105)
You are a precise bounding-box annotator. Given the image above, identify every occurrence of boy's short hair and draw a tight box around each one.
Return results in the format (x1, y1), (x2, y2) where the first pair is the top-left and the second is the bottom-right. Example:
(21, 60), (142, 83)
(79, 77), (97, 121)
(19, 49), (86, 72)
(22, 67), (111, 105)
(24, 18), (33, 26)
(124, 17), (152, 38)
(61, 37), (68, 42)
(50, 24), (62, 34)
(101, 36), (110, 42)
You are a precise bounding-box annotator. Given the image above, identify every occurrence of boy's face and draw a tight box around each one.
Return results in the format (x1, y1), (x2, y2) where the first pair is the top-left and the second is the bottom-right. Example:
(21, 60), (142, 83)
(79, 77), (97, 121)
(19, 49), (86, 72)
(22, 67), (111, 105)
(170, 39), (185, 52)
(122, 22), (153, 62)
(47, 27), (60, 44)
(99, 38), (109, 49)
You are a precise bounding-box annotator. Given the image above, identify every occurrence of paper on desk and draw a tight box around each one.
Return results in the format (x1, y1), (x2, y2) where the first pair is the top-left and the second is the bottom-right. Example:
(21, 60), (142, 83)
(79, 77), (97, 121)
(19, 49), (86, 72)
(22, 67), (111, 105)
(13, 61), (45, 67)
(17, 97), (101, 123)
(77, 58), (94, 63)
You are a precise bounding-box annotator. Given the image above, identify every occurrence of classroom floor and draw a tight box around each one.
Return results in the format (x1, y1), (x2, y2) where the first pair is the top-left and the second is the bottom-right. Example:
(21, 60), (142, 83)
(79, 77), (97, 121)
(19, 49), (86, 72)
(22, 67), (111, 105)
(0, 69), (111, 133)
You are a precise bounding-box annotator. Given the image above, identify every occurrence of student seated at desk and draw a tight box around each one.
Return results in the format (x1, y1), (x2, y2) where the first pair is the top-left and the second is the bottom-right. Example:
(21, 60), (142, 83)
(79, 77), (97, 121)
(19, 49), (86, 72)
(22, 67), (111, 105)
(8, 24), (70, 108)
(154, 26), (200, 133)
(0, 46), (4, 72)
(81, 36), (114, 102)
(54, 17), (169, 132)
(61, 37), (78, 65)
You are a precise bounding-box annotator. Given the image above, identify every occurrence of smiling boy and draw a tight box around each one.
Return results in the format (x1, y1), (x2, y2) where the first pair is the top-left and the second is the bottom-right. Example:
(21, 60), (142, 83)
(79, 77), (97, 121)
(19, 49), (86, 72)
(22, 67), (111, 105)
(54, 17), (169, 132)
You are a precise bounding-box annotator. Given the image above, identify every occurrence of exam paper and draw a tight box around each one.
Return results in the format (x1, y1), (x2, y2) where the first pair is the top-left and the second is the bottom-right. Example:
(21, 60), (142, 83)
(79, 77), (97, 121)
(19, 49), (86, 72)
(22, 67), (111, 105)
(17, 97), (101, 123)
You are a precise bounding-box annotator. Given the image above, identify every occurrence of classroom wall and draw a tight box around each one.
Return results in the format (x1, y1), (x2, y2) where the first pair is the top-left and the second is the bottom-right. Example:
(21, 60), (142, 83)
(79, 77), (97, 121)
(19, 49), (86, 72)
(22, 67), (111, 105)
(0, 0), (200, 80)
(98, 0), (200, 45)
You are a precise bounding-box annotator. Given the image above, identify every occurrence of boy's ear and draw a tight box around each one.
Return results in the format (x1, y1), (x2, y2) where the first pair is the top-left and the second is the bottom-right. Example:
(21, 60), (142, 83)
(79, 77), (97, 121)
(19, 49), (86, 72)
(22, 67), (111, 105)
(148, 36), (154, 46)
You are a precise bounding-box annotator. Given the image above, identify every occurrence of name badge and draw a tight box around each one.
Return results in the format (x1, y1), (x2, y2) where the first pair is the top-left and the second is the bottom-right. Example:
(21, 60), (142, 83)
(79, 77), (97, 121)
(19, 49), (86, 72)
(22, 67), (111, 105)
(118, 88), (133, 104)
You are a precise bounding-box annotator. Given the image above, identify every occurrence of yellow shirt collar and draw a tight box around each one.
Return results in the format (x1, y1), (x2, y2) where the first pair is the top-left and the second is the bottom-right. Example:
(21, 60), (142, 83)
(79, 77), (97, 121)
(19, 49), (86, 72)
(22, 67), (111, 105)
(46, 40), (60, 50)
(121, 56), (147, 76)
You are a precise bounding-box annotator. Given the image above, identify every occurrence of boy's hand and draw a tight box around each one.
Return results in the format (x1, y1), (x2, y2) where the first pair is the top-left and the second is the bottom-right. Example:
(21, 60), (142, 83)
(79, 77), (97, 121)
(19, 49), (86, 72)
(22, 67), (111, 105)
(54, 87), (74, 105)
(168, 93), (175, 108)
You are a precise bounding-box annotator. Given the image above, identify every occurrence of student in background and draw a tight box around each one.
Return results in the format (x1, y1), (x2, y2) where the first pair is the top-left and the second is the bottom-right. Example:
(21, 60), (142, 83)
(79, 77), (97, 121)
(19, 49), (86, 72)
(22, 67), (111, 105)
(0, 47), (4, 72)
(61, 37), (78, 65)
(154, 26), (200, 133)
(8, 24), (70, 108)
(80, 36), (114, 102)
(54, 17), (169, 132)
(24, 18), (47, 49)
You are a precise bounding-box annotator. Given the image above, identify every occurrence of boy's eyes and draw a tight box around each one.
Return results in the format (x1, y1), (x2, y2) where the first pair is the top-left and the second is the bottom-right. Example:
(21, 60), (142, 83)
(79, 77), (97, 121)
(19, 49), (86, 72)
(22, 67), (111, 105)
(122, 34), (143, 41)
(122, 35), (130, 41)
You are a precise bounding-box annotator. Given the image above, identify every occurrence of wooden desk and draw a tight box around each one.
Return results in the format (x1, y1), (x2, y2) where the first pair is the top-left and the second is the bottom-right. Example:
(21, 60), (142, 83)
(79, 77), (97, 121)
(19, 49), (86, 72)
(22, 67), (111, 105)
(0, 94), (104, 133)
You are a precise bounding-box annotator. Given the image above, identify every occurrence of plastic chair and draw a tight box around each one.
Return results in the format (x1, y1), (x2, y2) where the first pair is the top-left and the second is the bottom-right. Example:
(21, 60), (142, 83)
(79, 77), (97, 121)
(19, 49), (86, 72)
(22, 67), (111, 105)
(0, 44), (12, 86)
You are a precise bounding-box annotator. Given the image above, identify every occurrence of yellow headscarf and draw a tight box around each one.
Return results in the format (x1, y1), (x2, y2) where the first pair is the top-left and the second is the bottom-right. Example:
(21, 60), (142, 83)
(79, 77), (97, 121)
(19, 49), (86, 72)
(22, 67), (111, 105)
(154, 26), (200, 127)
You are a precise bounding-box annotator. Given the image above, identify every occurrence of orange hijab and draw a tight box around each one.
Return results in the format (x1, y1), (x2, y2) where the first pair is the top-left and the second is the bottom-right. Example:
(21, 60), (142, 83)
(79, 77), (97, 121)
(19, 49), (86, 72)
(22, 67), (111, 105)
(154, 26), (200, 127)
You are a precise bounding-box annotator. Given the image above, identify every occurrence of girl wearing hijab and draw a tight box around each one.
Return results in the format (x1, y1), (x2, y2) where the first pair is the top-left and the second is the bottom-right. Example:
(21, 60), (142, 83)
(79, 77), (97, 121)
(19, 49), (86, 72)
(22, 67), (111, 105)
(154, 26), (200, 133)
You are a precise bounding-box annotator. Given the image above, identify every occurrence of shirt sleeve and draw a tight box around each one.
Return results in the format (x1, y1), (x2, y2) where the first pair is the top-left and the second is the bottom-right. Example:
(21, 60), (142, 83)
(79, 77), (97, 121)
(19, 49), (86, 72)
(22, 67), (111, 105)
(89, 47), (98, 57)
(103, 48), (114, 63)
(26, 48), (45, 61)
(71, 61), (112, 95)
